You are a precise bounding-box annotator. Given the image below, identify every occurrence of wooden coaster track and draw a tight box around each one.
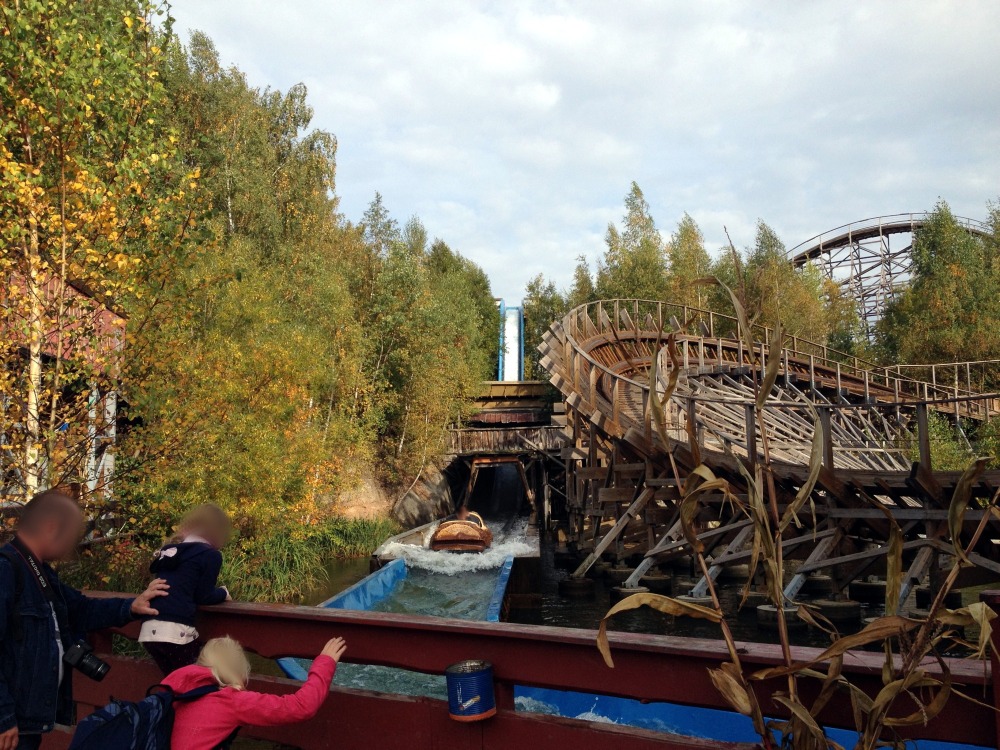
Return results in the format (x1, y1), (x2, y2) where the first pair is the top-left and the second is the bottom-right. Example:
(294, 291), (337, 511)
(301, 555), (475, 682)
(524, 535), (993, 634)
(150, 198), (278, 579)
(540, 299), (1000, 609)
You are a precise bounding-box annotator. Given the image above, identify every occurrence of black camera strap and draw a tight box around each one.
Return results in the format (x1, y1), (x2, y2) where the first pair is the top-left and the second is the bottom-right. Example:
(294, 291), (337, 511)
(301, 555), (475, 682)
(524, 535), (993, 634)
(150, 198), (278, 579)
(10, 535), (56, 604)
(8, 535), (71, 646)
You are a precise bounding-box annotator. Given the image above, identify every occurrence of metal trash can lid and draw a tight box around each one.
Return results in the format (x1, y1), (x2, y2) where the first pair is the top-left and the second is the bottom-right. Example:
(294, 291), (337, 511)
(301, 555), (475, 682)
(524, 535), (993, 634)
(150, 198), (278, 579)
(446, 659), (492, 675)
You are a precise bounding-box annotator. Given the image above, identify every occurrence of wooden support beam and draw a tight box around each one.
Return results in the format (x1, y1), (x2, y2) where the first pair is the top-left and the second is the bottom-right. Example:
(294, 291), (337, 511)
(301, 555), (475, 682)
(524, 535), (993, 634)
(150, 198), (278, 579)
(645, 519), (753, 558)
(689, 524), (756, 597)
(784, 530), (842, 602)
(572, 487), (655, 578)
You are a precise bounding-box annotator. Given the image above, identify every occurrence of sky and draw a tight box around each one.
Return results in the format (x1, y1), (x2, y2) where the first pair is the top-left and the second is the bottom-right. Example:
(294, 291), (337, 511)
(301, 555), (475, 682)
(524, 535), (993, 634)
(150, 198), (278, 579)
(166, 1), (1000, 302)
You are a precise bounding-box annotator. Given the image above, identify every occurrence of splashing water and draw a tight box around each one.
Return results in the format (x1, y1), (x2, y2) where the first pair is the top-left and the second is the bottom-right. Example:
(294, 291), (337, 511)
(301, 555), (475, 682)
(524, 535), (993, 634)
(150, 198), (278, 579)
(380, 517), (533, 574)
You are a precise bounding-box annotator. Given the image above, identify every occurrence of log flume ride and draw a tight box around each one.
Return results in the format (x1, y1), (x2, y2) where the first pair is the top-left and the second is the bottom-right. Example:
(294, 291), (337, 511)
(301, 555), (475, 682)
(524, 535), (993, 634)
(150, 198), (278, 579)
(540, 299), (1000, 604)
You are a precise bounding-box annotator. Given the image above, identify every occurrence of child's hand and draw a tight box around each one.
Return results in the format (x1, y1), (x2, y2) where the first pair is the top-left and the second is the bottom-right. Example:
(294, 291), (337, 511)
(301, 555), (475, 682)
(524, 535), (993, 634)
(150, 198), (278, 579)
(320, 637), (347, 663)
(221, 586), (232, 601)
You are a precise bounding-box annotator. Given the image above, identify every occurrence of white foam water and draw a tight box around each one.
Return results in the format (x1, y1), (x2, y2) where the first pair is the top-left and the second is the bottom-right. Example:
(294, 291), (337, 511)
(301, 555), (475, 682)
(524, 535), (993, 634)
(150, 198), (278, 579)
(380, 517), (533, 574)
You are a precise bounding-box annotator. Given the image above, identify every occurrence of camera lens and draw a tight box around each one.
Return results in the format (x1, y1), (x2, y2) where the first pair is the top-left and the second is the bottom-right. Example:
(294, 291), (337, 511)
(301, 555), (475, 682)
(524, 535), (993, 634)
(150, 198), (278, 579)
(80, 652), (110, 682)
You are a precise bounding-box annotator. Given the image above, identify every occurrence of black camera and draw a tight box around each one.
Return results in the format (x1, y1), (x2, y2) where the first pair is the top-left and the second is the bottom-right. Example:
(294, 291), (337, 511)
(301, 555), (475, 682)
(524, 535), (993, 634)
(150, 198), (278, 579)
(63, 640), (110, 682)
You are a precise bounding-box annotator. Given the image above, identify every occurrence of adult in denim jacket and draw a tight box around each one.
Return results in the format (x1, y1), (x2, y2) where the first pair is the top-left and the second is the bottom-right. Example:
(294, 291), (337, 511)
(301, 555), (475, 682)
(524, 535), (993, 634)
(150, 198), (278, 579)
(0, 491), (168, 750)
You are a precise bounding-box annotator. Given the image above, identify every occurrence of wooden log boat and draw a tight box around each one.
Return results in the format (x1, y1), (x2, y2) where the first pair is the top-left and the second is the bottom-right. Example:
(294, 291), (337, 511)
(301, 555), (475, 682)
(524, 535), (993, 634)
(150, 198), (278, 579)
(430, 512), (494, 553)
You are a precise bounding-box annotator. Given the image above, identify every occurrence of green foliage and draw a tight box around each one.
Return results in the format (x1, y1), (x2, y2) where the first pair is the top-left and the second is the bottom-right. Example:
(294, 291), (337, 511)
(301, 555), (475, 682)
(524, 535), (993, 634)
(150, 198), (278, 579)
(522, 275), (567, 379)
(220, 516), (399, 603)
(0, 0), (197, 491)
(521, 186), (865, 362)
(668, 213), (712, 309)
(595, 182), (670, 300)
(972, 418), (1000, 469)
(708, 222), (838, 344)
(567, 255), (596, 308)
(910, 412), (972, 471)
(876, 201), (1000, 370)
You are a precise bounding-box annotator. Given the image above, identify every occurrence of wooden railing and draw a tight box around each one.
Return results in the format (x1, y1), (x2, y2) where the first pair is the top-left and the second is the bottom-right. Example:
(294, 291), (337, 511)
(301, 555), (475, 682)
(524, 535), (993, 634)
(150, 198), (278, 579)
(448, 425), (565, 455)
(562, 298), (996, 408)
(39, 593), (1000, 749)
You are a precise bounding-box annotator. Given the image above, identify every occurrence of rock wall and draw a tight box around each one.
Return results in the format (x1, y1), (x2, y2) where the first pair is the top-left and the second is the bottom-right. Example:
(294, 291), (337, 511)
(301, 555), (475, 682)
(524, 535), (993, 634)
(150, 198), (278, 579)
(391, 459), (458, 528)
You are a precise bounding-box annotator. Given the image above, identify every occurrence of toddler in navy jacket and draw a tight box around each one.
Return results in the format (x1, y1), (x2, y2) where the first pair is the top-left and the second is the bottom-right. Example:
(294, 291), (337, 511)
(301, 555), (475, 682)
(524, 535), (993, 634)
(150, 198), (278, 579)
(140, 504), (233, 674)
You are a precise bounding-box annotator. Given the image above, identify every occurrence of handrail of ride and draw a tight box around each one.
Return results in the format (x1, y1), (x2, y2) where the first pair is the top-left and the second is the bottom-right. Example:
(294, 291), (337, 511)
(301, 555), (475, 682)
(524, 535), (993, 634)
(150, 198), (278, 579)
(68, 593), (996, 749)
(787, 212), (991, 258)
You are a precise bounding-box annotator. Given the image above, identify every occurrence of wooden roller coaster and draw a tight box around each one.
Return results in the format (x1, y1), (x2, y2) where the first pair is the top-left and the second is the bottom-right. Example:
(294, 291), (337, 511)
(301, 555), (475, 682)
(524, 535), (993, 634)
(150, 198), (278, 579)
(539, 299), (1000, 611)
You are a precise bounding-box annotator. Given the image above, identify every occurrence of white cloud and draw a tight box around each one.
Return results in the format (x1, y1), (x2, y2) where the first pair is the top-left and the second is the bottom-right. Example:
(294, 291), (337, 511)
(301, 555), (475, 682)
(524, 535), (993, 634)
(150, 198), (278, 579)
(167, 0), (1000, 301)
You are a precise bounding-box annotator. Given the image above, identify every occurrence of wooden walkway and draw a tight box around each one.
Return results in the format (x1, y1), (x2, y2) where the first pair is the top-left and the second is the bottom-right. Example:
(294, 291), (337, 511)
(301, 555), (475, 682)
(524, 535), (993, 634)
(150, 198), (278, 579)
(539, 299), (1000, 606)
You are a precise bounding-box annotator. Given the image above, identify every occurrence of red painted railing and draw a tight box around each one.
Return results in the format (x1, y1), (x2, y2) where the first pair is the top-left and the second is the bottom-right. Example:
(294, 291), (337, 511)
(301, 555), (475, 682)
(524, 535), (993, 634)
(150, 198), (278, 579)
(40, 593), (1000, 749)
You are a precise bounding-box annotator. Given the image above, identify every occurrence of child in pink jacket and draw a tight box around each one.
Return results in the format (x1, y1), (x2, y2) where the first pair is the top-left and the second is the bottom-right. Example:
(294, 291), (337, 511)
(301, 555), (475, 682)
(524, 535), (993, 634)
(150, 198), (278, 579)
(163, 635), (347, 750)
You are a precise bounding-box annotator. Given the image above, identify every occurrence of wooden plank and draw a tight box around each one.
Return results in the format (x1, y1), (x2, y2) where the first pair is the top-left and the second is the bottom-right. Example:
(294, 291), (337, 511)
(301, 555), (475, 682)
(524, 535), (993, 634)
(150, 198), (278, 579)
(572, 487), (656, 577)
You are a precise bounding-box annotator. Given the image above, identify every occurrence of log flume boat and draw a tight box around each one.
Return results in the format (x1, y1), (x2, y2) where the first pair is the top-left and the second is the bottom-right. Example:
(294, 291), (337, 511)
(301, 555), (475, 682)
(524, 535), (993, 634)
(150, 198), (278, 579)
(430, 511), (494, 552)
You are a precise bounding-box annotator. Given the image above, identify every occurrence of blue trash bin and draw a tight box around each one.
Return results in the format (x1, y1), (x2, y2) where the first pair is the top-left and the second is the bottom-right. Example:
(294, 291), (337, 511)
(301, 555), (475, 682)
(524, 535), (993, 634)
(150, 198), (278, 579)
(445, 660), (496, 722)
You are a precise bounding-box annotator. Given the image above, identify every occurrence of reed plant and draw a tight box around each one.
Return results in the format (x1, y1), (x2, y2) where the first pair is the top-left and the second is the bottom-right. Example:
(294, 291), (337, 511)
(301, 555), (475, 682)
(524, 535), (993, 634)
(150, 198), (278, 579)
(597, 277), (998, 750)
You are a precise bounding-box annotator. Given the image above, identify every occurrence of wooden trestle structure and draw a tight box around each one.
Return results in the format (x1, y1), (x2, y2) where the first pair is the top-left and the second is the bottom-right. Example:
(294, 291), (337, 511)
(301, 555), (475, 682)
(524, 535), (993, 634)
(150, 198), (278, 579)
(539, 299), (1000, 609)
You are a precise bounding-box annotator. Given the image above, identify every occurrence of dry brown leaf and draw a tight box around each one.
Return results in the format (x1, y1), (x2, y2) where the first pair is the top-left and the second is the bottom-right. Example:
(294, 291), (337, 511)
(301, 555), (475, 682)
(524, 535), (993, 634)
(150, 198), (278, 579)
(708, 665), (754, 715)
(935, 602), (997, 659)
(779, 409), (824, 533)
(597, 593), (721, 668)
(751, 616), (920, 680)
(948, 458), (988, 566)
(883, 676), (951, 728)
(797, 604), (839, 637)
(811, 653), (845, 717)
(772, 696), (836, 749)
(647, 337), (681, 445)
(693, 277), (758, 363)
(756, 320), (785, 409)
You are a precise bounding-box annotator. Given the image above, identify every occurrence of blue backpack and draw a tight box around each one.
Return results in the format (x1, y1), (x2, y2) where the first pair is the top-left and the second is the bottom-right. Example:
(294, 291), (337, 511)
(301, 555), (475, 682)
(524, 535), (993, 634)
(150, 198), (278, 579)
(68, 683), (238, 750)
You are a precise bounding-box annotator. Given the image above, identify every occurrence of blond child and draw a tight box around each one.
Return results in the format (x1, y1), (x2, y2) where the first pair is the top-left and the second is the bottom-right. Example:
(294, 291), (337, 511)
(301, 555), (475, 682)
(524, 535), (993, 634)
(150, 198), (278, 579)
(164, 636), (346, 750)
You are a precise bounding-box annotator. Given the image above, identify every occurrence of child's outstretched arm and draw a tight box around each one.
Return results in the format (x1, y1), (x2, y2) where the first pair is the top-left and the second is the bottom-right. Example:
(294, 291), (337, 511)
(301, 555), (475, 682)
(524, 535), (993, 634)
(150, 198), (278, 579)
(231, 638), (346, 726)
(194, 549), (230, 605)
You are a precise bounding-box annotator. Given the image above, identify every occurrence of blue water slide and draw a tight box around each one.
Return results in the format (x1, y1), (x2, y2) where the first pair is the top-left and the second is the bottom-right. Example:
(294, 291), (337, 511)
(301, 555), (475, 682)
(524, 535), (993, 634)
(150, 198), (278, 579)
(277, 557), (513, 680)
(276, 559), (407, 680)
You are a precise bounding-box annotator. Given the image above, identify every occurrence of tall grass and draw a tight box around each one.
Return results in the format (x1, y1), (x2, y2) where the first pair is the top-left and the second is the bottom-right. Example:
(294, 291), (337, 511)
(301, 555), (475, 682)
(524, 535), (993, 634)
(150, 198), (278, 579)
(221, 516), (400, 603)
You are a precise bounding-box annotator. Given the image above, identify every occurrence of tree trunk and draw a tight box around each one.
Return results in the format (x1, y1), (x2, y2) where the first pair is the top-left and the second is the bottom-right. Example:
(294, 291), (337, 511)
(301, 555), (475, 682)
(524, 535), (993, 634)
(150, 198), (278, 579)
(25, 219), (43, 494)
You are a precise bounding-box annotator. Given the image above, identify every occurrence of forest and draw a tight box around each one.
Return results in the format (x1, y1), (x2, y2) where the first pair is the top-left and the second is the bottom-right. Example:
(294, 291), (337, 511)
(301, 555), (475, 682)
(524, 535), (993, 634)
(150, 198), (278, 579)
(0, 1), (499, 598)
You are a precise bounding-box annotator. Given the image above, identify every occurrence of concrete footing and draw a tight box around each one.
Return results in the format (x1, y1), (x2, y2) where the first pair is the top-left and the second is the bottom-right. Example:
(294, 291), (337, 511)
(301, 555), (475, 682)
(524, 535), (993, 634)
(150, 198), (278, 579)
(717, 564), (751, 583)
(757, 604), (803, 629)
(605, 566), (636, 585)
(802, 574), (835, 597)
(640, 574), (673, 595)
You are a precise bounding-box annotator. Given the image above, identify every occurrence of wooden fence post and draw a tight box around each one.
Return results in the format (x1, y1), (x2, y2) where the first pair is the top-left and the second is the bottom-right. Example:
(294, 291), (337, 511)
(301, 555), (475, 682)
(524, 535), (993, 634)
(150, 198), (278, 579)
(820, 407), (834, 471)
(745, 403), (757, 470)
(916, 402), (932, 471)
